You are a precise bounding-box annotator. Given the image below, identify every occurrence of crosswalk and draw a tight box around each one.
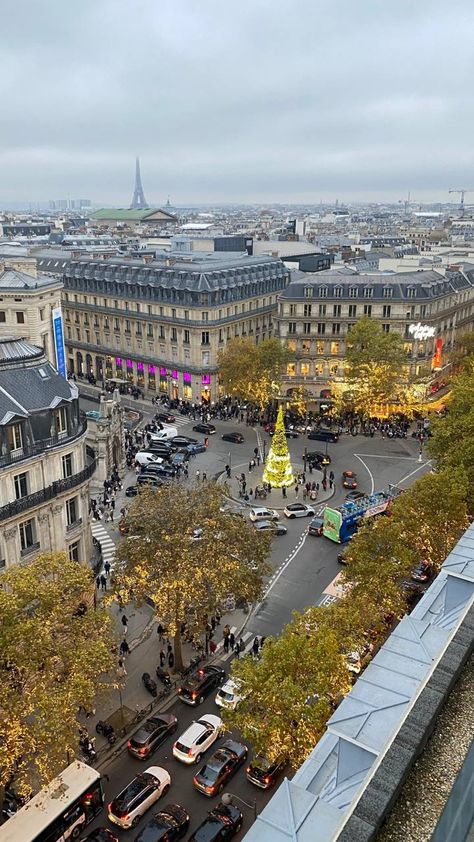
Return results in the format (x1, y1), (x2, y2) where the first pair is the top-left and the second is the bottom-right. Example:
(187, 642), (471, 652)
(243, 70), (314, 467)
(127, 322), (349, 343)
(91, 521), (116, 570)
(214, 628), (255, 661)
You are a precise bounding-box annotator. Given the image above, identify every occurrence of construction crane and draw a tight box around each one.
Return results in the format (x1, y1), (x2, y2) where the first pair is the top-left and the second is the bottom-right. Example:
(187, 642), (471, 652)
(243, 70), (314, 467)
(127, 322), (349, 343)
(448, 189), (473, 217)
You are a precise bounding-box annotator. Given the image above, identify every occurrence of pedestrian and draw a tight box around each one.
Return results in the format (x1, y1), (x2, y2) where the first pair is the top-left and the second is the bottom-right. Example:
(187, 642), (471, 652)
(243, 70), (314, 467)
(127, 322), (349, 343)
(248, 460), (253, 472)
(202, 471), (207, 481)
(209, 639), (217, 654)
(322, 477), (328, 491)
(117, 657), (127, 678)
(184, 464), (189, 478)
(195, 469), (200, 481)
(168, 651), (175, 669)
(239, 637), (245, 652)
(260, 636), (266, 650)
(204, 437), (209, 448)
(96, 575), (100, 589)
(329, 478), (334, 489)
(225, 464), (231, 478)
(119, 639), (130, 657)
(223, 623), (231, 637)
(329, 471), (334, 482)
(294, 484), (299, 498)
(233, 641), (240, 659)
(211, 616), (216, 632)
(159, 649), (166, 668)
(215, 608), (221, 625)
(229, 632), (235, 648)
(157, 623), (165, 641)
(223, 636), (230, 654)
(252, 637), (260, 658)
(100, 574), (107, 591)
(121, 613), (128, 627)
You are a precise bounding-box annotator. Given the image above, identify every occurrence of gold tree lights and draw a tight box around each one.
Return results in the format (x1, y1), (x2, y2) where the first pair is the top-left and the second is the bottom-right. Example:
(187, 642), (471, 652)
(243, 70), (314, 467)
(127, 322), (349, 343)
(263, 405), (294, 488)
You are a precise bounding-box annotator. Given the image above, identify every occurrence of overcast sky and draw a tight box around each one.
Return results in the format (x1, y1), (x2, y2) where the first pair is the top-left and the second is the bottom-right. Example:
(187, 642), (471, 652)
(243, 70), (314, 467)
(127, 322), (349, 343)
(1, 0), (473, 206)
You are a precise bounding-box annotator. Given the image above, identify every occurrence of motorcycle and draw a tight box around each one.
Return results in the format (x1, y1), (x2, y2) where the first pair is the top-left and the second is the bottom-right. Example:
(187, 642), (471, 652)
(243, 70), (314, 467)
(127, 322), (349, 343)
(156, 666), (172, 687)
(95, 720), (117, 745)
(142, 672), (158, 697)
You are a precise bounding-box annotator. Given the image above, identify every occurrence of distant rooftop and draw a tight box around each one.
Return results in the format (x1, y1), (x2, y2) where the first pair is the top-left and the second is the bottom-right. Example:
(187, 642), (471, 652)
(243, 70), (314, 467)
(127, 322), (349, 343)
(0, 267), (61, 290)
(90, 207), (177, 222)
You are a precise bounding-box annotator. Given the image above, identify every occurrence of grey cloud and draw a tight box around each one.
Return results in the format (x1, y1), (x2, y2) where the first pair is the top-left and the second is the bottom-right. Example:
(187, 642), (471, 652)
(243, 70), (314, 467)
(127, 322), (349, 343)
(0, 0), (473, 204)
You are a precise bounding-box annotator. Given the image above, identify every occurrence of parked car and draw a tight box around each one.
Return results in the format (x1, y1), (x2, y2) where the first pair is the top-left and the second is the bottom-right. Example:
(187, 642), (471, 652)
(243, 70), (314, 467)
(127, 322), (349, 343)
(145, 443), (173, 457)
(215, 678), (244, 710)
(136, 474), (164, 488)
(135, 451), (164, 467)
(107, 767), (171, 829)
(187, 442), (207, 455)
(342, 470), (358, 489)
(177, 665), (226, 706)
(284, 503), (315, 519)
(308, 516), (324, 536)
(155, 412), (176, 423)
(143, 464), (177, 479)
(127, 714), (178, 760)
(307, 430), (339, 443)
(246, 754), (287, 789)
(193, 740), (248, 797)
(193, 423), (216, 435)
(170, 435), (198, 446)
(306, 451), (331, 466)
(345, 490), (365, 502)
(133, 804), (189, 842)
(149, 426), (178, 441)
(222, 432), (244, 443)
(125, 485), (139, 497)
(172, 714), (222, 765)
(170, 451), (190, 466)
(254, 520), (287, 536)
(249, 506), (280, 522)
(188, 802), (243, 841)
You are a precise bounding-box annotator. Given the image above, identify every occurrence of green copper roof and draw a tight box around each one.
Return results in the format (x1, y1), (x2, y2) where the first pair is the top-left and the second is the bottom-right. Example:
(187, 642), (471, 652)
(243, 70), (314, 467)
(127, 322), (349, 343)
(90, 208), (175, 221)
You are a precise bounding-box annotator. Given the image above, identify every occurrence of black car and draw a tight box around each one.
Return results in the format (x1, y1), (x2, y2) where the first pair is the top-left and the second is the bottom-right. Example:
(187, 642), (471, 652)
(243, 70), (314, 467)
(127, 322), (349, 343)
(305, 450), (331, 466)
(308, 516), (324, 536)
(134, 804), (189, 842)
(170, 436), (198, 447)
(127, 715), (178, 760)
(188, 802), (243, 841)
(307, 430), (339, 443)
(79, 830), (118, 842)
(156, 412), (176, 423)
(137, 474), (164, 488)
(222, 432), (244, 443)
(177, 665), (226, 705)
(193, 423), (216, 435)
(246, 754), (286, 789)
(170, 451), (190, 466)
(143, 464), (177, 479)
(345, 490), (365, 502)
(193, 740), (248, 797)
(145, 443), (173, 457)
(126, 485), (139, 497)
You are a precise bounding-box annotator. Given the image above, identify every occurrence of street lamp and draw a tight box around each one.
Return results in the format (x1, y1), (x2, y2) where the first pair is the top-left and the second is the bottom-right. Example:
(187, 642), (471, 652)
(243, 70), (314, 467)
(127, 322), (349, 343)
(221, 791), (257, 822)
(263, 439), (267, 462)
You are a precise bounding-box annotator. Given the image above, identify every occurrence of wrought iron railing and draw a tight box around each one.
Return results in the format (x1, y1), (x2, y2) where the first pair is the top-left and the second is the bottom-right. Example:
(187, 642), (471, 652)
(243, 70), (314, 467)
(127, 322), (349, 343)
(0, 459), (96, 523)
(0, 421), (88, 470)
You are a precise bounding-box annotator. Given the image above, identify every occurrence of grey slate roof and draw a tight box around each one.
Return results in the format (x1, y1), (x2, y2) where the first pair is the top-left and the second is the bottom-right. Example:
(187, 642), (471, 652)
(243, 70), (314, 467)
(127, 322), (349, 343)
(0, 268), (60, 290)
(242, 523), (474, 842)
(0, 339), (76, 424)
(280, 268), (473, 301)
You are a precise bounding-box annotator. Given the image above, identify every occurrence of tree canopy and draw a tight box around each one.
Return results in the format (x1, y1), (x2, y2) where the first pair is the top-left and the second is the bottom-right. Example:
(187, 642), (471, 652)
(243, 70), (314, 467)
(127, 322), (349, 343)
(114, 483), (271, 668)
(217, 337), (291, 406)
(0, 553), (116, 797)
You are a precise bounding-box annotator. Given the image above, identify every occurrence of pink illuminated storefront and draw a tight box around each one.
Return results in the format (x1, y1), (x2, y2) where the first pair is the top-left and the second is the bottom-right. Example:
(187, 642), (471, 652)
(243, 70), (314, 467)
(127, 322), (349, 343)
(108, 355), (217, 400)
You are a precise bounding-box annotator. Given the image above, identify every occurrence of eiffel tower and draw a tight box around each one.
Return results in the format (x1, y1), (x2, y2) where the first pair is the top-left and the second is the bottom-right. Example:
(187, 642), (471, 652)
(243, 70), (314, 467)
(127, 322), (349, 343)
(130, 156), (148, 209)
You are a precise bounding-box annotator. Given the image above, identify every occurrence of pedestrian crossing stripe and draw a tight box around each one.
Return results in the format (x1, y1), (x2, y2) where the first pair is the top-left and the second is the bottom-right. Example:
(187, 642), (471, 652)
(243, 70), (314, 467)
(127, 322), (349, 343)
(215, 629), (255, 661)
(91, 522), (116, 567)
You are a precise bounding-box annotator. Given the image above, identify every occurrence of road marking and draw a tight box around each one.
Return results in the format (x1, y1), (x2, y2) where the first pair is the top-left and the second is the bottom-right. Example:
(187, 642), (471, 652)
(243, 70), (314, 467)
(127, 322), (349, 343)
(354, 454), (375, 494)
(353, 453), (423, 460)
(398, 460), (432, 486)
(261, 531), (308, 600)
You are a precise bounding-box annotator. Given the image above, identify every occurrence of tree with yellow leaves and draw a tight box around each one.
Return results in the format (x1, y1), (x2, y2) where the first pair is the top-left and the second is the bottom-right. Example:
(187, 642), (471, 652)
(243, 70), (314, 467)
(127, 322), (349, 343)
(217, 337), (291, 406)
(114, 484), (271, 669)
(0, 553), (116, 802)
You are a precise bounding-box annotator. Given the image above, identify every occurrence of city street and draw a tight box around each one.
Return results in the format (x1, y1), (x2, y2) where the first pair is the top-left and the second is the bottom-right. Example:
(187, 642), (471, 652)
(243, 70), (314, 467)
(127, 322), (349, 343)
(84, 397), (433, 840)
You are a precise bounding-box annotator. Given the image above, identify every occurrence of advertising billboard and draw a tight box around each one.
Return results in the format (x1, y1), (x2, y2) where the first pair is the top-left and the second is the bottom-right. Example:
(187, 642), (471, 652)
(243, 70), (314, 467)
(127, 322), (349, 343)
(323, 507), (342, 543)
(52, 306), (67, 379)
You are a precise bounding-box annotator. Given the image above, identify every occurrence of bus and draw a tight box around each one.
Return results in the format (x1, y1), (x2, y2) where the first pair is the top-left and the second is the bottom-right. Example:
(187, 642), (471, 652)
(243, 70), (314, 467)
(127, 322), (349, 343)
(323, 485), (403, 543)
(0, 761), (104, 842)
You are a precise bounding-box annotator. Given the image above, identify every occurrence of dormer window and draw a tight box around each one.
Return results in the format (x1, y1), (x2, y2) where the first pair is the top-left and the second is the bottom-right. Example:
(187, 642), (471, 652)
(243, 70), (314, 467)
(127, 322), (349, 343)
(304, 286), (313, 298)
(7, 423), (23, 454)
(334, 286), (342, 298)
(363, 287), (374, 298)
(349, 287), (358, 298)
(383, 287), (393, 298)
(407, 287), (416, 298)
(319, 286), (328, 298)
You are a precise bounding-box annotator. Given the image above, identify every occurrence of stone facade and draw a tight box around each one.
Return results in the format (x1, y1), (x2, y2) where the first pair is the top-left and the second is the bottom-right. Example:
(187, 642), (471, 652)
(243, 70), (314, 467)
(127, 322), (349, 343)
(85, 390), (125, 488)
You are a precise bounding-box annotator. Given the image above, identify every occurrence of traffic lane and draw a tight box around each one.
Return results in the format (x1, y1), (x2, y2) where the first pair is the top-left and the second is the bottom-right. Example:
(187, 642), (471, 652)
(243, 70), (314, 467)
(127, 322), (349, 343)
(89, 674), (274, 841)
(249, 533), (341, 638)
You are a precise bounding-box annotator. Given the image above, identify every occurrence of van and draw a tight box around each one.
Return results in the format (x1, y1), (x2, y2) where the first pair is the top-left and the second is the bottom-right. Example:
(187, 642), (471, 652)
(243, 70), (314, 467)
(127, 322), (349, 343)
(307, 429), (339, 443)
(149, 425), (178, 441)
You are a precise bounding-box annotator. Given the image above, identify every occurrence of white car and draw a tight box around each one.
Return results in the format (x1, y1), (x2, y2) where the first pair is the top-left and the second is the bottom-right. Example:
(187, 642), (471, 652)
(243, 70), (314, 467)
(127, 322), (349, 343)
(107, 766), (171, 829)
(172, 714), (222, 765)
(135, 451), (164, 467)
(283, 503), (316, 519)
(249, 507), (280, 522)
(216, 678), (244, 710)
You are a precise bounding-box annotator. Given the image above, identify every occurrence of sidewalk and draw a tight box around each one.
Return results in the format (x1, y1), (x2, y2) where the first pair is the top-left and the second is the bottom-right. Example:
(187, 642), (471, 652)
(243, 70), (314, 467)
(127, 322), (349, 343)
(217, 462), (336, 511)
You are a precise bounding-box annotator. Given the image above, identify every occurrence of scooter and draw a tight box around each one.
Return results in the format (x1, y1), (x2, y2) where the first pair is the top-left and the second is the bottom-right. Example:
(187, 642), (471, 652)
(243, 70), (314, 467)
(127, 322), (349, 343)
(95, 720), (117, 745)
(156, 666), (172, 687)
(142, 672), (158, 697)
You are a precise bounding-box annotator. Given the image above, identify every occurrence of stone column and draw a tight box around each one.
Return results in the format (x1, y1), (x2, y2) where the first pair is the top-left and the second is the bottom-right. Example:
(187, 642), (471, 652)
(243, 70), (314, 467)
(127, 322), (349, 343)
(2, 525), (19, 568)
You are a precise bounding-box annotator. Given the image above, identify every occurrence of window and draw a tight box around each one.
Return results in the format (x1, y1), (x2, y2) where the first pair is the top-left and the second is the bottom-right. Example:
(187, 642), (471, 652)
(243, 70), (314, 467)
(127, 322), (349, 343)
(136, 303), (140, 313)
(14, 472), (28, 499)
(287, 362), (296, 376)
(332, 323), (341, 334)
(136, 323), (142, 336)
(349, 287), (358, 298)
(382, 324), (390, 333)
(407, 287), (416, 298)
(19, 519), (36, 555)
(68, 541), (80, 563)
(66, 497), (79, 527)
(301, 340), (311, 355)
(287, 339), (296, 352)
(319, 287), (328, 298)
(40, 308), (45, 320)
(420, 305), (427, 317)
(201, 331), (210, 345)
(183, 329), (190, 343)
(303, 304), (312, 317)
(303, 322), (311, 334)
(318, 304), (326, 316)
(317, 323), (326, 335)
(334, 286), (342, 298)
(288, 322), (296, 334)
(363, 287), (373, 298)
(159, 325), (165, 340)
(202, 312), (209, 322)
(304, 287), (313, 298)
(16, 311), (25, 324)
(383, 287), (393, 298)
(114, 318), (120, 331)
(171, 328), (177, 342)
(57, 406), (67, 434)
(363, 304), (372, 316)
(301, 362), (310, 376)
(331, 341), (340, 355)
(125, 320), (131, 333)
(219, 329), (224, 342)
(316, 341), (325, 354)
(184, 310), (189, 320)
(289, 304), (296, 316)
(333, 304), (341, 317)
(383, 304), (391, 318)
(348, 304), (357, 318)
(7, 423), (23, 452)
(62, 453), (73, 478)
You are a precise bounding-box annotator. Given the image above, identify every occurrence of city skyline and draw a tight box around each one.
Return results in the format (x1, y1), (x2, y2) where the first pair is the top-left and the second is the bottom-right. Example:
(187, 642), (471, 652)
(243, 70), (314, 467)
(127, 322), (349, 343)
(1, 0), (473, 204)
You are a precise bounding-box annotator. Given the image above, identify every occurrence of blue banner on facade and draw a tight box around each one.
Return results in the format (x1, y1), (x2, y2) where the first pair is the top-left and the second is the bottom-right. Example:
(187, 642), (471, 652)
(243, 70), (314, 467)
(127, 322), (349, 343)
(52, 306), (67, 378)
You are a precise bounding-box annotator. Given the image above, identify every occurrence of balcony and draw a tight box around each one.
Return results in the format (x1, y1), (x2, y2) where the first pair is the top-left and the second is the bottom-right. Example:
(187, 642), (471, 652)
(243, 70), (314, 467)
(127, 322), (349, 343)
(0, 421), (88, 470)
(0, 459), (96, 524)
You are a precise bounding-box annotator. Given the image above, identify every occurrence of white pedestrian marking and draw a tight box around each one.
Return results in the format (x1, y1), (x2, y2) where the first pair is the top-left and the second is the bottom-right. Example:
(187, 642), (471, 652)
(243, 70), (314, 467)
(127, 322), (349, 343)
(91, 522), (116, 567)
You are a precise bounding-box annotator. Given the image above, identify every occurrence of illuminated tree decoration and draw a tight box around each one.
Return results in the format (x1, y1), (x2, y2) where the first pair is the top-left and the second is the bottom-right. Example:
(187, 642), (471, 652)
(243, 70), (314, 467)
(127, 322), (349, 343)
(263, 405), (294, 487)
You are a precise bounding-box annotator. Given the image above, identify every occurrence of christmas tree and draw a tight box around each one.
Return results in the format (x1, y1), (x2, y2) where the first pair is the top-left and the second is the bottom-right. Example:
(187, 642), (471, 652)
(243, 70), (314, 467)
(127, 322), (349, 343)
(263, 404), (294, 488)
